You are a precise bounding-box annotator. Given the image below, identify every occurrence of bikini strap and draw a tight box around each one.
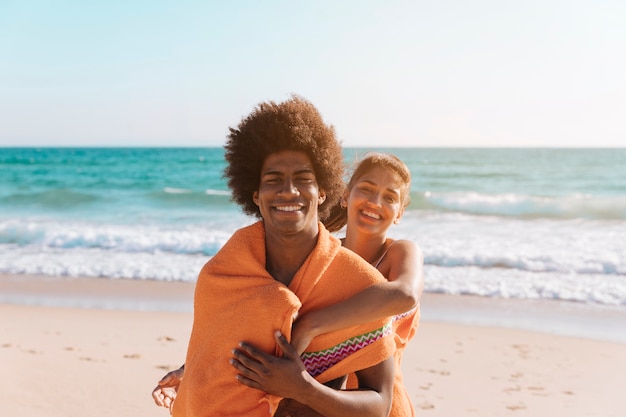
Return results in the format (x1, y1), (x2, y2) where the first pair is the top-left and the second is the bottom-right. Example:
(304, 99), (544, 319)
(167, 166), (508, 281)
(372, 240), (395, 269)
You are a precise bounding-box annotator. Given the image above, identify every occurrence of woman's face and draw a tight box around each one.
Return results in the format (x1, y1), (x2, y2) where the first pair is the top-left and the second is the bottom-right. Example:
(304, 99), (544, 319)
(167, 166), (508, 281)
(345, 165), (405, 235)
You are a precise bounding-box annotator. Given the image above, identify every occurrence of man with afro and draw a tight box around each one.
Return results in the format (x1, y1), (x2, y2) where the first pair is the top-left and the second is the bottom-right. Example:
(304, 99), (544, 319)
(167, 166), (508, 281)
(159, 96), (396, 417)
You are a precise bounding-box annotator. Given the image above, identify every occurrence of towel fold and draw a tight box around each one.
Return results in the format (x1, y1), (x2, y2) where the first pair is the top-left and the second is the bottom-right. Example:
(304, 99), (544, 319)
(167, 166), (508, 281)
(172, 222), (395, 417)
(345, 305), (421, 417)
(389, 305), (421, 417)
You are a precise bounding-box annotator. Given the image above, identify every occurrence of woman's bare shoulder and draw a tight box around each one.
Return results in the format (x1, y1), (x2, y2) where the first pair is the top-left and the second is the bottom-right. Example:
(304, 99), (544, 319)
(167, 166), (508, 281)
(388, 239), (421, 256)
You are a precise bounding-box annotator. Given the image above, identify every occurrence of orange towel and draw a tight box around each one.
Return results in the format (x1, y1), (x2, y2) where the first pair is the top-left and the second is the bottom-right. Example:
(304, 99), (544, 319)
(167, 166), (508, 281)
(346, 305), (421, 417)
(389, 305), (421, 417)
(172, 222), (395, 417)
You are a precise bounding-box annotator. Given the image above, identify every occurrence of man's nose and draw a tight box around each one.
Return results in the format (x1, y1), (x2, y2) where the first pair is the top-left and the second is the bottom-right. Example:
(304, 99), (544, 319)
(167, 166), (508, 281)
(279, 178), (299, 196)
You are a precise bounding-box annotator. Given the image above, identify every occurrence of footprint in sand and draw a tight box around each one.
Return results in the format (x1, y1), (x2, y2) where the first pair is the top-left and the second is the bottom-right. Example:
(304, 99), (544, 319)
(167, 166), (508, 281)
(123, 353), (141, 359)
(418, 402), (435, 410)
(156, 364), (185, 371)
(503, 385), (522, 393)
(419, 382), (432, 390)
(511, 344), (530, 359)
(79, 356), (105, 363)
(417, 367), (451, 376)
(158, 336), (176, 342)
(426, 368), (450, 376)
(506, 403), (527, 411)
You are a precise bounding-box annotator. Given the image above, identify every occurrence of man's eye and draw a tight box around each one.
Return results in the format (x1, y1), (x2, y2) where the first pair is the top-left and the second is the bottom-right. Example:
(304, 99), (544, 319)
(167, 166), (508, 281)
(297, 176), (314, 183)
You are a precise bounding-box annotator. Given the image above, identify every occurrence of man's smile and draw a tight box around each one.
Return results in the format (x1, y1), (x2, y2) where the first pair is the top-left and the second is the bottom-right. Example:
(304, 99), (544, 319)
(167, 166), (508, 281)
(274, 204), (304, 212)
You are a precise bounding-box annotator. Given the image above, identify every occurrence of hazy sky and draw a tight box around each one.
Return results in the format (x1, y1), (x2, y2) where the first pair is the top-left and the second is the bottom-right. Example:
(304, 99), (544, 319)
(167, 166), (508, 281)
(1, 1), (624, 147)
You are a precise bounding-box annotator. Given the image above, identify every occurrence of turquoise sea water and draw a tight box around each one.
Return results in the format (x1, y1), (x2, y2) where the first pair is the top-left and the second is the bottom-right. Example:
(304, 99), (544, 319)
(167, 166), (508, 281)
(1, 147), (625, 306)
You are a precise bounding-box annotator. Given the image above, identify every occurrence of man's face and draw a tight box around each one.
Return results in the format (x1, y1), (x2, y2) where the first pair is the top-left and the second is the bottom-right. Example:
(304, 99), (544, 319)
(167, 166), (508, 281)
(253, 150), (326, 239)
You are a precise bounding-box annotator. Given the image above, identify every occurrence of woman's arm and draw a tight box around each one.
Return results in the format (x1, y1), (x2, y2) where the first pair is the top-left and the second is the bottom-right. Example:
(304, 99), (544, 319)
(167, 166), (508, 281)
(291, 240), (423, 354)
(152, 364), (185, 408)
(232, 331), (394, 417)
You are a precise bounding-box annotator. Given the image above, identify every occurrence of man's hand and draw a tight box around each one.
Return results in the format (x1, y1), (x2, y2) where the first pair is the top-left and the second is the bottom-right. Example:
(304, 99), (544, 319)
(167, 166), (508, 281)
(230, 331), (312, 399)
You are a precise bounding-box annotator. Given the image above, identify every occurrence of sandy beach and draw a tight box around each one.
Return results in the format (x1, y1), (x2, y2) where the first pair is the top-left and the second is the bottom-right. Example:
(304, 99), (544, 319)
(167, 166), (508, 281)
(2, 274), (625, 417)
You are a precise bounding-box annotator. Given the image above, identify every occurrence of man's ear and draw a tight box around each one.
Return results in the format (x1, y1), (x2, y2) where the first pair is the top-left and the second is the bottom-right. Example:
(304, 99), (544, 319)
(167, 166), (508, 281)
(318, 190), (326, 205)
(253, 191), (260, 206)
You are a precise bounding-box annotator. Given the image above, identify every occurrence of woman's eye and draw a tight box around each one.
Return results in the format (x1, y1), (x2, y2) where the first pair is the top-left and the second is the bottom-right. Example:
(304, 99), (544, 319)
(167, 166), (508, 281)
(387, 192), (401, 203)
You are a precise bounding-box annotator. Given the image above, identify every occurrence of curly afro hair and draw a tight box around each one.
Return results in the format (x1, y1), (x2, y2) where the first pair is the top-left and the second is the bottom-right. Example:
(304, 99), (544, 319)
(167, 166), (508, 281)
(223, 95), (345, 221)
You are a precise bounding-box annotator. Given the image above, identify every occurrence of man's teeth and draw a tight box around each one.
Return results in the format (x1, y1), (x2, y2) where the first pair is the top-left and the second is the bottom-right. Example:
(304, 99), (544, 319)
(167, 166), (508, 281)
(362, 210), (381, 219)
(276, 206), (301, 212)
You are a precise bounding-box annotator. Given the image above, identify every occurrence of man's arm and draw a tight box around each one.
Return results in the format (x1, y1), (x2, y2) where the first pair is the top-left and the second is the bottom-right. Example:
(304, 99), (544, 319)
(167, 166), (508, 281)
(231, 331), (394, 417)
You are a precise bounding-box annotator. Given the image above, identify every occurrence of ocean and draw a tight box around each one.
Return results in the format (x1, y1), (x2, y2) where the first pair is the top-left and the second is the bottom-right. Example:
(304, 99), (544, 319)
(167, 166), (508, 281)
(1, 147), (625, 307)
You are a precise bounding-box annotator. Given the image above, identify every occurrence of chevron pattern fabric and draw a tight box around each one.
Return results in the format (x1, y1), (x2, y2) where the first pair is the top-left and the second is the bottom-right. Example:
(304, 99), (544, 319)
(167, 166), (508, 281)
(392, 307), (417, 322)
(301, 321), (393, 377)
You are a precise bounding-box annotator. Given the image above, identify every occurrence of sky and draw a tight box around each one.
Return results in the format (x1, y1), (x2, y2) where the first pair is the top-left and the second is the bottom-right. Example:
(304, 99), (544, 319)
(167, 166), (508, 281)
(1, 0), (624, 148)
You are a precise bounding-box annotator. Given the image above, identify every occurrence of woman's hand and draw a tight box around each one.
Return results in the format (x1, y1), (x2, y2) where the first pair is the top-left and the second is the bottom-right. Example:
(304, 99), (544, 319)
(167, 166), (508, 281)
(290, 317), (316, 355)
(152, 365), (184, 411)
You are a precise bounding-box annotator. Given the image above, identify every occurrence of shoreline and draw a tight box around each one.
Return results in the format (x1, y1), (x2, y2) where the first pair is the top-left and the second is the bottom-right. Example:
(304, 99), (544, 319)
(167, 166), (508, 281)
(3, 305), (625, 416)
(2, 273), (626, 416)
(2, 273), (626, 343)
